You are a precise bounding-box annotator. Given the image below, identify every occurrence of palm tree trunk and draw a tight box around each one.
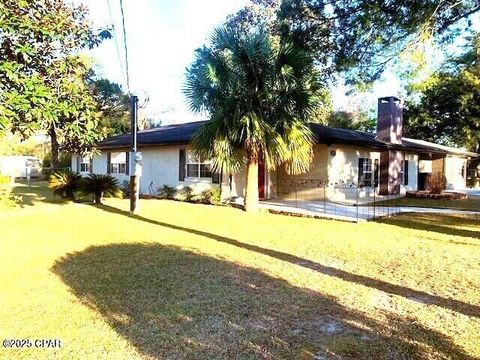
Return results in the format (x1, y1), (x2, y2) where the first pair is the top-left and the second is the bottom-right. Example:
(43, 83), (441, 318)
(244, 151), (259, 213)
(95, 191), (102, 204)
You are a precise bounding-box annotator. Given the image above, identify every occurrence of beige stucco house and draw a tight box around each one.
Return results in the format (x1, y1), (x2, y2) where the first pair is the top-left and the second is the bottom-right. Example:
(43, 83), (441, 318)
(72, 97), (478, 202)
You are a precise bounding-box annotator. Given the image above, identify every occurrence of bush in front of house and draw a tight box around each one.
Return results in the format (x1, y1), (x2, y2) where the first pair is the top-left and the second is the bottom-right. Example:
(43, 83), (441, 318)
(200, 188), (221, 205)
(157, 185), (176, 199)
(48, 170), (83, 201)
(82, 174), (121, 204)
(180, 186), (195, 202)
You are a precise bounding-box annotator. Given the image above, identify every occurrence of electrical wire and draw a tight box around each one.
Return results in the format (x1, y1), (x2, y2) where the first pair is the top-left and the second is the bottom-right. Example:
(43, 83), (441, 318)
(118, 0), (131, 93)
(105, 0), (128, 91)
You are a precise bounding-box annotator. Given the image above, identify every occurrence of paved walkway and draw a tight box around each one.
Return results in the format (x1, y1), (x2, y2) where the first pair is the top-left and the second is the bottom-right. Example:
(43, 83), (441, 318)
(260, 199), (480, 222)
(445, 189), (480, 197)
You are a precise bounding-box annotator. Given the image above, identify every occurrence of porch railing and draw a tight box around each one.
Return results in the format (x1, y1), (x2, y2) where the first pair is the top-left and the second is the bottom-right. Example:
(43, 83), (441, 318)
(274, 179), (401, 222)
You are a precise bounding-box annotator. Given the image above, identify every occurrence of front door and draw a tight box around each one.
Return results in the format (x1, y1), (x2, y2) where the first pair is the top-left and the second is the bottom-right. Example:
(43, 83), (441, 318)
(258, 156), (265, 199)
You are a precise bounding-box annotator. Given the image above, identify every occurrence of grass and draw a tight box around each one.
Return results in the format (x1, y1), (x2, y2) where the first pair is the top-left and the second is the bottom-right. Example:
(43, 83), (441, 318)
(377, 195), (480, 211)
(1, 181), (479, 359)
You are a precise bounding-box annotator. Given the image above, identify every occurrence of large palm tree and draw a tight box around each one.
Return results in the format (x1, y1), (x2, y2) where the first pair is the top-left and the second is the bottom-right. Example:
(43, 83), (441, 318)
(184, 26), (324, 213)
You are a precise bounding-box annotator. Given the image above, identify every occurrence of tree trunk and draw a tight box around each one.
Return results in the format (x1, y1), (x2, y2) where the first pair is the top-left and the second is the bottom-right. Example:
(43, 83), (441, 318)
(49, 124), (59, 170)
(95, 191), (102, 205)
(244, 151), (259, 213)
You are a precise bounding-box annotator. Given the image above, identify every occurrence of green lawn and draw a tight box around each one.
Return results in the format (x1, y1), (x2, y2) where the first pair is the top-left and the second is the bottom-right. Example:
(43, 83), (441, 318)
(1, 182), (479, 359)
(378, 195), (480, 211)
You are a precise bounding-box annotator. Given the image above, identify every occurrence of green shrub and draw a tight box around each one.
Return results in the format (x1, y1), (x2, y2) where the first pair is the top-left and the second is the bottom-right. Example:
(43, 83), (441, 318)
(200, 188), (222, 205)
(157, 184), (176, 199)
(180, 186), (195, 202)
(48, 170), (82, 201)
(0, 175), (20, 208)
(82, 174), (121, 204)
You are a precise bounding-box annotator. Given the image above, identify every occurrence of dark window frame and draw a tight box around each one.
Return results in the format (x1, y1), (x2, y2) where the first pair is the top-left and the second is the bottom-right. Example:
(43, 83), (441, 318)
(358, 158), (373, 187)
(110, 152), (127, 174)
(185, 151), (212, 179)
(80, 156), (92, 173)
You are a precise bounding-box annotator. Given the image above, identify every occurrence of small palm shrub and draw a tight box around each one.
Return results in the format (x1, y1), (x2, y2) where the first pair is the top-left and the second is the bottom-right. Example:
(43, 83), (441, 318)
(200, 188), (221, 205)
(157, 185), (176, 199)
(180, 186), (194, 202)
(48, 170), (83, 201)
(82, 174), (120, 204)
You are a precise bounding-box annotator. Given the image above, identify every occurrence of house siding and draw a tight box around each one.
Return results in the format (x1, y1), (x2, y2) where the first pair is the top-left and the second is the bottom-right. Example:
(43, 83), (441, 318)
(328, 145), (381, 186)
(74, 146), (245, 200)
(275, 144), (328, 201)
(70, 140), (471, 205)
(404, 152), (419, 192)
(445, 156), (467, 190)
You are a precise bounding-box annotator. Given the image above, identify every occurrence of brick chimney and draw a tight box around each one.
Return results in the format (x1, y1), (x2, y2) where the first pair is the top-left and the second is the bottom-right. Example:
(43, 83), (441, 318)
(376, 96), (403, 144)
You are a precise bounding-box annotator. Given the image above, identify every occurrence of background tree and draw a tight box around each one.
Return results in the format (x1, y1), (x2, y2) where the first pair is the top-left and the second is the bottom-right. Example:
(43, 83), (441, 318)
(0, 0), (110, 168)
(184, 27), (325, 213)
(327, 95), (376, 132)
(327, 111), (376, 133)
(404, 33), (480, 152)
(227, 0), (479, 85)
(90, 78), (130, 137)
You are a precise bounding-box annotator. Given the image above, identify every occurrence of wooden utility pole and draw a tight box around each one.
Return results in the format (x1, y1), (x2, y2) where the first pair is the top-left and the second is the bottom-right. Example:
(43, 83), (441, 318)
(130, 95), (139, 214)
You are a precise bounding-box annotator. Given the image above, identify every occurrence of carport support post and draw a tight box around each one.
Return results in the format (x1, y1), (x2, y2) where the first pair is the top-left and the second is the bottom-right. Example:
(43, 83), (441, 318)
(130, 95), (139, 215)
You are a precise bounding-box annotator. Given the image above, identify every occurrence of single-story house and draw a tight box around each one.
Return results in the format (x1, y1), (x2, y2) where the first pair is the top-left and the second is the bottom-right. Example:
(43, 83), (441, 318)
(72, 97), (478, 202)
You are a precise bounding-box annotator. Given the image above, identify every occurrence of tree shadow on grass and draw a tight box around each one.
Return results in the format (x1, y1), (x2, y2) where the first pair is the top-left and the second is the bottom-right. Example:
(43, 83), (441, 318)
(52, 243), (473, 359)
(12, 181), (68, 207)
(93, 204), (480, 320)
(379, 213), (480, 240)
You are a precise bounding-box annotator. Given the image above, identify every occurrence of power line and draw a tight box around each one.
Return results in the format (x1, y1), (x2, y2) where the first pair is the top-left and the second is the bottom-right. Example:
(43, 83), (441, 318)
(105, 0), (128, 91)
(118, 0), (131, 93)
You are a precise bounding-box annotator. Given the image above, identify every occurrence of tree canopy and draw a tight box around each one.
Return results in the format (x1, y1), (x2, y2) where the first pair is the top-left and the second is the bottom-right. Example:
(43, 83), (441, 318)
(0, 0), (110, 166)
(227, 0), (479, 85)
(90, 78), (131, 137)
(404, 34), (480, 153)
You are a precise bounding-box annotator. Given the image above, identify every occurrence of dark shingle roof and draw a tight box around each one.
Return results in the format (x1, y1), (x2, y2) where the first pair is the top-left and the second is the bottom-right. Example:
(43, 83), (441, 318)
(97, 120), (477, 157)
(97, 121), (206, 149)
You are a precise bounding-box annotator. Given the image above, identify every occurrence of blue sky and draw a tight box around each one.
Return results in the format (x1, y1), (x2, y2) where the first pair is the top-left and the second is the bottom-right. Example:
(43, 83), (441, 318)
(79, 0), (249, 124)
(78, 0), (478, 124)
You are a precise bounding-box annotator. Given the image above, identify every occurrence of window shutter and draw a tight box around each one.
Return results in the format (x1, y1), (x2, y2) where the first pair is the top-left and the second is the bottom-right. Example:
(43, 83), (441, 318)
(107, 153), (111, 174)
(76, 156), (80, 173)
(358, 158), (364, 186)
(125, 152), (130, 175)
(212, 170), (220, 184)
(404, 160), (409, 185)
(179, 149), (186, 181)
(89, 157), (93, 174)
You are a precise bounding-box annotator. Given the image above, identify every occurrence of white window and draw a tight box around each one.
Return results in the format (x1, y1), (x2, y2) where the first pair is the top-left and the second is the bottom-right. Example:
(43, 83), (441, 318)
(358, 158), (373, 187)
(80, 156), (91, 173)
(110, 152), (127, 174)
(186, 151), (211, 178)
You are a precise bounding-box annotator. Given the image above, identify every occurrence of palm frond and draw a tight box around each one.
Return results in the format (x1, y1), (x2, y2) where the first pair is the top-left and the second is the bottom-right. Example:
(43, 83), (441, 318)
(185, 24), (326, 177)
(48, 170), (82, 200)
